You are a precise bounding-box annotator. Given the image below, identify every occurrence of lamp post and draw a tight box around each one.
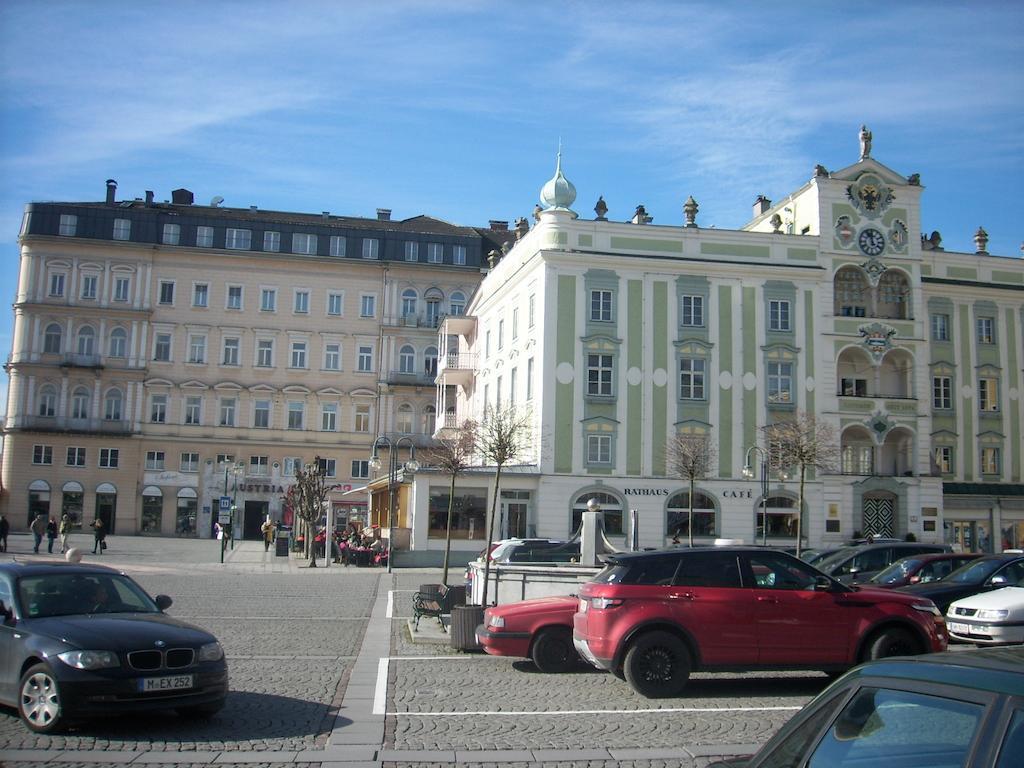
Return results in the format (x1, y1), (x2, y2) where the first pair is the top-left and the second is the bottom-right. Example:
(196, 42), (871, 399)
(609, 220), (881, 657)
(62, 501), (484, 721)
(742, 446), (769, 547)
(369, 435), (419, 573)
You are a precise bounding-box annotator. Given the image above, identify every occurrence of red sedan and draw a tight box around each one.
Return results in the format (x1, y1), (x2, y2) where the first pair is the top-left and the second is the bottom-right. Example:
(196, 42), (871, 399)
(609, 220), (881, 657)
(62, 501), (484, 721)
(476, 595), (580, 672)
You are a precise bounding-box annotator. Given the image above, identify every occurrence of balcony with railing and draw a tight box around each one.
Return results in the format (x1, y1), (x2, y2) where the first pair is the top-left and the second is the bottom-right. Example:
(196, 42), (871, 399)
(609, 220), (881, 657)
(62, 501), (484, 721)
(18, 415), (133, 434)
(59, 352), (104, 369)
(385, 370), (438, 387)
(383, 312), (442, 330)
(436, 352), (477, 389)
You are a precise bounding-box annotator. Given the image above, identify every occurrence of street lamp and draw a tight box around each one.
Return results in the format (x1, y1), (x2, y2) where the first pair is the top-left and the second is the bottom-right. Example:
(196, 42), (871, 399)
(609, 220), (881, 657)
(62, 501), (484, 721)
(742, 446), (769, 546)
(369, 435), (419, 573)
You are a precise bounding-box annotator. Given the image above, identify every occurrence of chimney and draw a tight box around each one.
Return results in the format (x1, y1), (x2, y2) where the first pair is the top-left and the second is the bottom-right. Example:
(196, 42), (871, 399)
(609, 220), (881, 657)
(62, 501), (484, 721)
(489, 220), (509, 231)
(105, 179), (117, 205)
(753, 195), (772, 217)
(145, 190), (154, 206)
(171, 188), (194, 206)
(376, 208), (391, 221)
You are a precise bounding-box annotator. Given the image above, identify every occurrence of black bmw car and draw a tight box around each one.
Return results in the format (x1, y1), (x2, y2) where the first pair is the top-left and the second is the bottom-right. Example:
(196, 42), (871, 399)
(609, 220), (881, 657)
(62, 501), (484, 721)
(0, 560), (228, 733)
(898, 553), (1024, 613)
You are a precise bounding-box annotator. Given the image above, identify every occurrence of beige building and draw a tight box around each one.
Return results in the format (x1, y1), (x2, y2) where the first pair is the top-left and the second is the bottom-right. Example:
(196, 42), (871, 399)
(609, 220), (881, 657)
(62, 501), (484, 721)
(2, 181), (504, 539)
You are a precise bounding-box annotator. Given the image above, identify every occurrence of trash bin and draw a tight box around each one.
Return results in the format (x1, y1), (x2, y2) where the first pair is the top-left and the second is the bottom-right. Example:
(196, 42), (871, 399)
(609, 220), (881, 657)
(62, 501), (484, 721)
(450, 604), (484, 651)
(275, 533), (290, 557)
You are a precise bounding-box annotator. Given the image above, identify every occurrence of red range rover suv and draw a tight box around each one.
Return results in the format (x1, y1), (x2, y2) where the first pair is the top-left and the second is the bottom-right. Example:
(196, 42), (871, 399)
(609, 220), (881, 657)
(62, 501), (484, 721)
(573, 547), (947, 698)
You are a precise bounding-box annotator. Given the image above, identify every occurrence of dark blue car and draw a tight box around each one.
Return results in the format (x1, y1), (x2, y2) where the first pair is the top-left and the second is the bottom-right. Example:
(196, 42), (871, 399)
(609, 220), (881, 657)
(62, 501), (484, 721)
(0, 561), (228, 733)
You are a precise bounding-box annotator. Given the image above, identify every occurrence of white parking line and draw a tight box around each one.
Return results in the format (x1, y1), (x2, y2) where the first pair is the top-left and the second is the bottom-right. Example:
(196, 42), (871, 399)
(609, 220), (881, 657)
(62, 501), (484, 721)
(386, 590), (394, 618)
(373, 657), (389, 715)
(390, 705), (802, 716)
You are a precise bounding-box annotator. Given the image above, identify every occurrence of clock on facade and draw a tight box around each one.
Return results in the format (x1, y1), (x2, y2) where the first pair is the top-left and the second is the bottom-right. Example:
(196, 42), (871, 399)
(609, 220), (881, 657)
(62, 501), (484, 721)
(858, 227), (886, 256)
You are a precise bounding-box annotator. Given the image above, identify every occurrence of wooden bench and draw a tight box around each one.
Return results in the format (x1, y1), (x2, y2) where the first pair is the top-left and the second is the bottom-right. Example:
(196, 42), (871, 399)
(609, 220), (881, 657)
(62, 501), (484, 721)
(412, 584), (453, 631)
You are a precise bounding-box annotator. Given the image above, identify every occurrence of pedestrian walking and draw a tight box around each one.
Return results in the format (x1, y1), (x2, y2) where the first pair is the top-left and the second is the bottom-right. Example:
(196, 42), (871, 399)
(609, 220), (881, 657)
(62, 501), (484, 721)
(46, 517), (58, 554)
(261, 518), (275, 552)
(59, 513), (72, 553)
(30, 512), (46, 553)
(90, 517), (106, 554)
(0, 514), (9, 552)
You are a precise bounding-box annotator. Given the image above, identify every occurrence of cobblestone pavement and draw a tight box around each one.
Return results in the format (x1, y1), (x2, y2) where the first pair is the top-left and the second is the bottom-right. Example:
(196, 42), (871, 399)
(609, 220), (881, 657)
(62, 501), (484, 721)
(0, 536), (825, 766)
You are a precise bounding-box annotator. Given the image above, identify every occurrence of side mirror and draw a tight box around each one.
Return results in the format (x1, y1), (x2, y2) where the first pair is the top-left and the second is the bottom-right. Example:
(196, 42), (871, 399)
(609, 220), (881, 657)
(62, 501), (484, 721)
(847, 566), (861, 575)
(814, 575), (834, 591)
(0, 599), (13, 622)
(989, 575), (1009, 586)
(155, 594), (173, 611)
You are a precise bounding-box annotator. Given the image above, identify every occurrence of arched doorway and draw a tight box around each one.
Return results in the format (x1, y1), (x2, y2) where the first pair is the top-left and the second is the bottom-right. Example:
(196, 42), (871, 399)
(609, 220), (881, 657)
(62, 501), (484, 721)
(28, 480), (51, 526)
(176, 488), (198, 537)
(141, 486), (163, 535)
(95, 482), (117, 534)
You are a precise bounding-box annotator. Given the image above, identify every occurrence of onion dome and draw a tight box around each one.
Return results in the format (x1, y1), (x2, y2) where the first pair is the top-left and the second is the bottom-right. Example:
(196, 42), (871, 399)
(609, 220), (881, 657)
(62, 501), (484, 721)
(539, 148), (577, 216)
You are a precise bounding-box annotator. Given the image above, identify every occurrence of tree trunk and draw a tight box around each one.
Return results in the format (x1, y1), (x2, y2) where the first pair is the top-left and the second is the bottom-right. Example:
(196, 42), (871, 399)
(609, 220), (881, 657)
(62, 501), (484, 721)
(796, 466), (806, 558)
(688, 475), (695, 548)
(480, 463), (503, 607)
(441, 471), (457, 585)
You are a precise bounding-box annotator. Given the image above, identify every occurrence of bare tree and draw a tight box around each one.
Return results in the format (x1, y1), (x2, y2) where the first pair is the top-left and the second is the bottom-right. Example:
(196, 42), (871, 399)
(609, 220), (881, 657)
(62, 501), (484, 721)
(476, 404), (532, 606)
(421, 419), (477, 586)
(761, 413), (838, 557)
(665, 432), (717, 547)
(286, 456), (330, 567)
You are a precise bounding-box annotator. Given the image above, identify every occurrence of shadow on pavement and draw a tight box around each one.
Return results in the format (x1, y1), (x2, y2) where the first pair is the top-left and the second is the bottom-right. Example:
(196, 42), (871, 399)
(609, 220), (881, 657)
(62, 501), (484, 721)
(0, 690), (334, 743)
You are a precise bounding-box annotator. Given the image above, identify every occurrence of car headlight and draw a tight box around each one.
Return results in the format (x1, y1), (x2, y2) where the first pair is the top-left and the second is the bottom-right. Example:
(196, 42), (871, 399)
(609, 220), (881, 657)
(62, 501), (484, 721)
(57, 650), (120, 670)
(487, 615), (505, 628)
(198, 641), (224, 662)
(912, 602), (942, 617)
(590, 597), (624, 610)
(976, 609), (1009, 620)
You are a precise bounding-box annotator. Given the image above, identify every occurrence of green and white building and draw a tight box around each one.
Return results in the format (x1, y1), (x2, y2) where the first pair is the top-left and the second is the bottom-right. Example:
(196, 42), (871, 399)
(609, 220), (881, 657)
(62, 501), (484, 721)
(417, 131), (1023, 557)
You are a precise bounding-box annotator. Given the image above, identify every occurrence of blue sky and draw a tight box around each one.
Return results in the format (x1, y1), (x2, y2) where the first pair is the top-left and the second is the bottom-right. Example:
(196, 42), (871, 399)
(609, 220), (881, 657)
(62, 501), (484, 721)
(0, 1), (1021, 411)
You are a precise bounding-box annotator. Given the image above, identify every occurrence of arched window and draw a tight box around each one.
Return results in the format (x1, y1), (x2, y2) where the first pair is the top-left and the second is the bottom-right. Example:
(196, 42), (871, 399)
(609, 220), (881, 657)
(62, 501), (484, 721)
(109, 327), (127, 358)
(759, 495), (803, 540)
(666, 491), (718, 540)
(71, 386), (90, 420)
(43, 323), (63, 354)
(449, 291), (466, 316)
(396, 403), (414, 434)
(38, 385), (57, 417)
(571, 491), (623, 535)
(834, 267), (868, 317)
(77, 325), (96, 356)
(104, 388), (123, 421)
(399, 344), (415, 374)
(401, 289), (417, 318)
(877, 271), (910, 319)
(423, 405), (436, 435)
(424, 345), (439, 377)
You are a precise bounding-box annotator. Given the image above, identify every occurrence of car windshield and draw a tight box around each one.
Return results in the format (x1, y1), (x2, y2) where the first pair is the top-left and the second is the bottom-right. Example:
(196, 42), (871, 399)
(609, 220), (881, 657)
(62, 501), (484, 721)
(945, 558), (1005, 584)
(18, 573), (159, 618)
(871, 558), (924, 584)
(814, 547), (859, 571)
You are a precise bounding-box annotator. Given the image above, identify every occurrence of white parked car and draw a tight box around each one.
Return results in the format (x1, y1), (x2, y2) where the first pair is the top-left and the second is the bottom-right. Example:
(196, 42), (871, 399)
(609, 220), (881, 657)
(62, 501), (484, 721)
(946, 581), (1024, 645)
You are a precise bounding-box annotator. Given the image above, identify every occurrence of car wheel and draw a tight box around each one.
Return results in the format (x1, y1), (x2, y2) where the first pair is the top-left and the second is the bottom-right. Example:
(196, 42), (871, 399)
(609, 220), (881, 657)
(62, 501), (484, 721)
(623, 630), (691, 698)
(176, 700), (225, 718)
(531, 627), (577, 673)
(865, 627), (921, 661)
(19, 663), (66, 734)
